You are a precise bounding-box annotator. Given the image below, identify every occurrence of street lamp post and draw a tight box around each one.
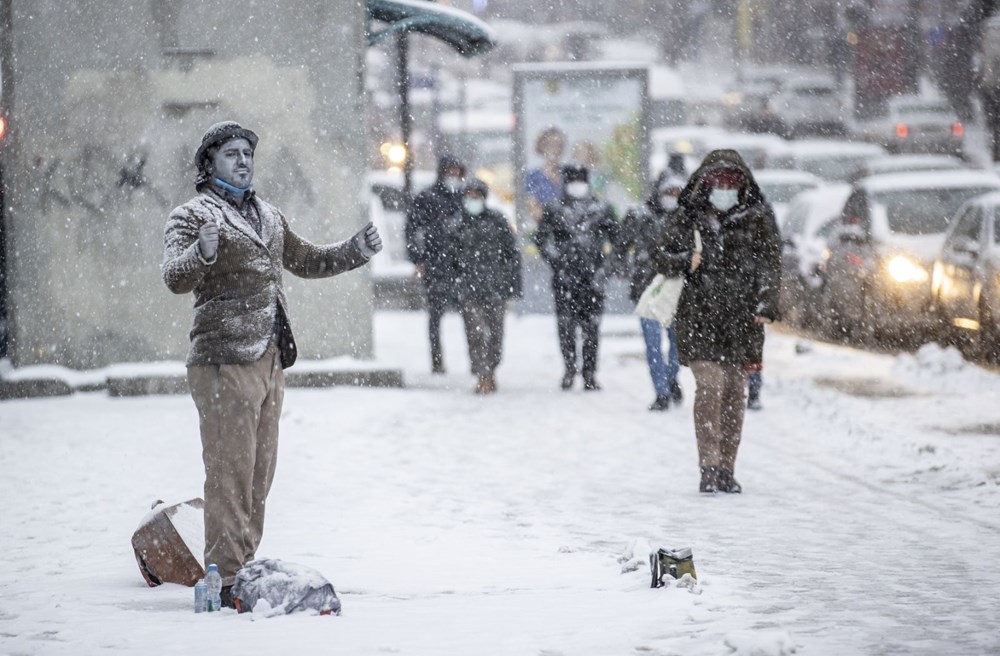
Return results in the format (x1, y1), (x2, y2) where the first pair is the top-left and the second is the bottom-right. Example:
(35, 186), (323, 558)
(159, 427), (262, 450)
(396, 32), (414, 198)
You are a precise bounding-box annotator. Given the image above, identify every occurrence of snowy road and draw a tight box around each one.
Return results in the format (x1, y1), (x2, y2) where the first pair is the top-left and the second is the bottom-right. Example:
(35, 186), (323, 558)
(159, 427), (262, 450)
(1, 311), (998, 655)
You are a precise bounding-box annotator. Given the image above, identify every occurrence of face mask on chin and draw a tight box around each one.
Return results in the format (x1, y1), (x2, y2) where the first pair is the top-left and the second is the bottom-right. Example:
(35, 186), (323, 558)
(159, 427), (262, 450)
(709, 188), (740, 212)
(443, 176), (463, 192)
(660, 195), (679, 210)
(565, 181), (589, 199)
(463, 198), (485, 216)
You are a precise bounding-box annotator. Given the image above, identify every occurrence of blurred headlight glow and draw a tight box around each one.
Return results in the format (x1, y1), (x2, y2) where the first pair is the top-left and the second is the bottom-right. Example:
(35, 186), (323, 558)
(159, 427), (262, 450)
(887, 255), (929, 283)
(380, 142), (408, 166)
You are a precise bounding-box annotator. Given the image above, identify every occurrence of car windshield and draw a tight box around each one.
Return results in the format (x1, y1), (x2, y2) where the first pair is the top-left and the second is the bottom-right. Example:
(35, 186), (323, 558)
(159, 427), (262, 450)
(873, 187), (997, 235)
(794, 86), (834, 97)
(759, 182), (816, 203)
(896, 103), (950, 116)
(801, 156), (867, 181)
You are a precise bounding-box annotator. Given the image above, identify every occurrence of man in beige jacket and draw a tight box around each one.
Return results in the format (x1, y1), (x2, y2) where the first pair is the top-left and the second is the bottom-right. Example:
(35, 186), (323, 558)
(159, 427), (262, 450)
(162, 121), (381, 607)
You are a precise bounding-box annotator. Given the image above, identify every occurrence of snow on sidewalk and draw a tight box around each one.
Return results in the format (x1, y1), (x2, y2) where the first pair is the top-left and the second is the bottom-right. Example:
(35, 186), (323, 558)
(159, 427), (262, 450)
(0, 311), (998, 655)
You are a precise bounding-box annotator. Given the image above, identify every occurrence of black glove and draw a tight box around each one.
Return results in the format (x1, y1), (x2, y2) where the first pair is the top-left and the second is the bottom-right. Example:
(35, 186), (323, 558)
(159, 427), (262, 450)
(353, 222), (383, 259)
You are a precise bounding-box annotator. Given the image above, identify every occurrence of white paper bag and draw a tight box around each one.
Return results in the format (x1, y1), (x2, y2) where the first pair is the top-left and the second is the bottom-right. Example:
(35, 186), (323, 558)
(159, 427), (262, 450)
(634, 229), (701, 325)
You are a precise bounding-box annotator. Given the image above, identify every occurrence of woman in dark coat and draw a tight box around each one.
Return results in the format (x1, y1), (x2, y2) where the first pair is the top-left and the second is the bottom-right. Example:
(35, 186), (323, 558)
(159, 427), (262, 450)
(454, 179), (522, 394)
(650, 150), (781, 494)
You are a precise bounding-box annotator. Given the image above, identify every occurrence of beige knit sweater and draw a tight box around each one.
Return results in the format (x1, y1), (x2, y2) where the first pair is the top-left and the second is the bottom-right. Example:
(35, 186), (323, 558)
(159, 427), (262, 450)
(162, 190), (368, 367)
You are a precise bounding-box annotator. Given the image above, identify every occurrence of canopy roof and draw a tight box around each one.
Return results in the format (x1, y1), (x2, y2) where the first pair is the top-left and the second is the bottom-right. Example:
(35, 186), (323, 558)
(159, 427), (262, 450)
(367, 0), (497, 57)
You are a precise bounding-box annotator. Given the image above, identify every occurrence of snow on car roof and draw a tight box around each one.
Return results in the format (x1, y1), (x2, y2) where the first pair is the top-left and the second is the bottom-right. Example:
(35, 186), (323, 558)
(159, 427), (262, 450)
(864, 154), (964, 170)
(789, 183), (852, 231)
(859, 169), (1000, 192)
(702, 132), (788, 150)
(781, 139), (886, 157)
(752, 169), (823, 185)
(967, 190), (1000, 207)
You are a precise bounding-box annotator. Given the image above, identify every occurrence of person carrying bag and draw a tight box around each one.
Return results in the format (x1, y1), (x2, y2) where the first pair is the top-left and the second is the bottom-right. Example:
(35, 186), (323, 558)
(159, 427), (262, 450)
(635, 228), (701, 326)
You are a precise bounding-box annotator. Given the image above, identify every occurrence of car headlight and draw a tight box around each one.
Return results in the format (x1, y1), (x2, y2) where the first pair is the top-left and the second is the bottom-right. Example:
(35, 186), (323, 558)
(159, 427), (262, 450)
(886, 255), (929, 283)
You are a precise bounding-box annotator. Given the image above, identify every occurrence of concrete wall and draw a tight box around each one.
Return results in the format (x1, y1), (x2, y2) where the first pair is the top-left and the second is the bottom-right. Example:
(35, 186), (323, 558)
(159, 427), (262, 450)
(0, 0), (373, 368)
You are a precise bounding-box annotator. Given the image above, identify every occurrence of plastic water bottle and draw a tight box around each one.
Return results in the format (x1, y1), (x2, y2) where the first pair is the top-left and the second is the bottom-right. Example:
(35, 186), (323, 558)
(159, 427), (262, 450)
(194, 579), (207, 613)
(205, 564), (223, 612)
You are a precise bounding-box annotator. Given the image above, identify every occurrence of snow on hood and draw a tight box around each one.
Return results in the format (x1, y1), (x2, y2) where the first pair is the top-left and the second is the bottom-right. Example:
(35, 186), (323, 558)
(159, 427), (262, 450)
(860, 169), (1000, 193)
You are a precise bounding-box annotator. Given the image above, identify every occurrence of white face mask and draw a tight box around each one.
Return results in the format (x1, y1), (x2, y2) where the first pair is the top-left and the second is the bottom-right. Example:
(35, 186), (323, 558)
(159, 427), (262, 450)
(565, 181), (589, 199)
(709, 188), (739, 212)
(463, 198), (485, 215)
(443, 176), (463, 192)
(660, 195), (679, 210)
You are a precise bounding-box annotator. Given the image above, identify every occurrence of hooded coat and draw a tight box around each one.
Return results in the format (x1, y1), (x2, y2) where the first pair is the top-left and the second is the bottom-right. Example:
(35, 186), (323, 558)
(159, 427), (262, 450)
(535, 192), (619, 296)
(453, 207), (522, 304)
(405, 157), (465, 300)
(650, 150), (781, 365)
(620, 171), (681, 303)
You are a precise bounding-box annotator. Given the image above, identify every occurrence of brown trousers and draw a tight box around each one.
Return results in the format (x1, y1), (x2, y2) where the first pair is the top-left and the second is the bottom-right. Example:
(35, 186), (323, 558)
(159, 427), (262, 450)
(690, 361), (748, 472)
(187, 343), (284, 585)
(461, 301), (506, 376)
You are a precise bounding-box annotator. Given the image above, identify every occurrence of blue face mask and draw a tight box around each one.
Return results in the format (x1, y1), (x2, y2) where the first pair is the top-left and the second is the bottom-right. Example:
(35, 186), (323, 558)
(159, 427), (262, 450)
(463, 198), (486, 216)
(709, 188), (739, 212)
(215, 177), (252, 198)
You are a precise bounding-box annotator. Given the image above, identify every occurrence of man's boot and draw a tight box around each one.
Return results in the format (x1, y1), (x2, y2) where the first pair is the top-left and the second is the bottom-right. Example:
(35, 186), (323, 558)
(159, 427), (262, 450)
(560, 368), (575, 390)
(648, 395), (671, 411)
(669, 380), (683, 405)
(717, 468), (742, 494)
(699, 466), (719, 494)
(582, 372), (601, 391)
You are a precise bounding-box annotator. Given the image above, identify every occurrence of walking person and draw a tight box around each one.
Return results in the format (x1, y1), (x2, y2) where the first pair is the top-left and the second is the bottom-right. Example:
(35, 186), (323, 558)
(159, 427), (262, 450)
(747, 369), (763, 410)
(162, 121), (382, 605)
(620, 171), (686, 411)
(405, 155), (466, 373)
(535, 165), (620, 391)
(650, 150), (781, 494)
(454, 179), (522, 394)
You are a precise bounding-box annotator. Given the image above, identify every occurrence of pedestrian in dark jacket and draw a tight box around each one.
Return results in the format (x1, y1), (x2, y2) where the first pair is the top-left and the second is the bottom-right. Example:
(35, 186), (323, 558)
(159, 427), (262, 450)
(454, 179), (522, 394)
(620, 170), (687, 411)
(650, 150), (781, 494)
(405, 155), (466, 373)
(535, 165), (620, 391)
(162, 121), (382, 605)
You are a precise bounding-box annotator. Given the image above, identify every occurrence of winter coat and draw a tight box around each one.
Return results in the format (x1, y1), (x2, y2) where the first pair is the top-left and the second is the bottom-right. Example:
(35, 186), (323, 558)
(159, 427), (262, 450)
(650, 150), (781, 366)
(454, 208), (522, 304)
(162, 189), (369, 368)
(620, 173), (680, 303)
(405, 180), (464, 299)
(535, 194), (620, 291)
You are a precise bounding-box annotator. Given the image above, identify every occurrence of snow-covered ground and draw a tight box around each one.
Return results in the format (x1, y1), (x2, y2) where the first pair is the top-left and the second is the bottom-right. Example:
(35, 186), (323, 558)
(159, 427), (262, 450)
(1, 311), (998, 655)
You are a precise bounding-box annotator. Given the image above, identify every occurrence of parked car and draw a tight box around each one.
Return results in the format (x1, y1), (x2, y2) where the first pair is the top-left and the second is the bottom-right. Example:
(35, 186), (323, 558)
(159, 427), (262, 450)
(856, 96), (965, 156)
(769, 139), (887, 182)
(931, 191), (1000, 358)
(822, 170), (1000, 342)
(701, 132), (789, 170)
(721, 65), (817, 134)
(648, 125), (722, 176)
(767, 74), (846, 137)
(754, 168), (824, 225)
(848, 153), (966, 183)
(778, 183), (853, 327)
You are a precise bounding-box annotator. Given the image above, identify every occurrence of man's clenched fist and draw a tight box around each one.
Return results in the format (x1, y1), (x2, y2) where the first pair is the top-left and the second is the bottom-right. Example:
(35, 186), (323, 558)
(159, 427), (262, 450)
(353, 221), (383, 259)
(198, 221), (219, 261)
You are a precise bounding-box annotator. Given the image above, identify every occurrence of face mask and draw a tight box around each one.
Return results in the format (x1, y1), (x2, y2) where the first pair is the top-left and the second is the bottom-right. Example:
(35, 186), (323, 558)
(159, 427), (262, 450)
(463, 198), (485, 216)
(565, 181), (589, 199)
(660, 195), (679, 210)
(443, 176), (463, 192)
(709, 188), (739, 212)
